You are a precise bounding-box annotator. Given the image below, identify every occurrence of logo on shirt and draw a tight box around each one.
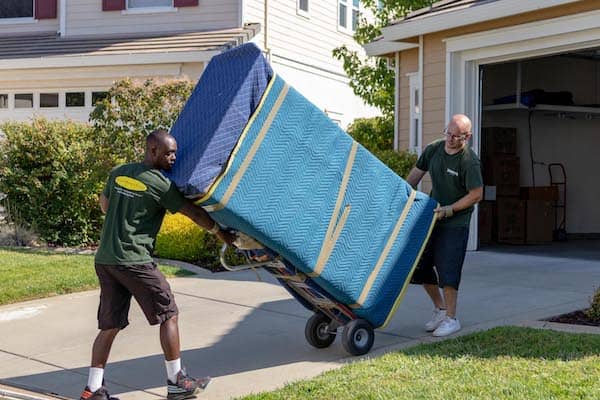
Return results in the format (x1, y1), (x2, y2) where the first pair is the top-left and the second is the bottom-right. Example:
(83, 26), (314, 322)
(446, 168), (459, 177)
(115, 176), (147, 192)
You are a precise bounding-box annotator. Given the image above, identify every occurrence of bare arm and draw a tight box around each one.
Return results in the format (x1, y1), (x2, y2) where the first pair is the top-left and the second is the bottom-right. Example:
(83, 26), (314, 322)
(406, 167), (426, 189)
(435, 186), (483, 219)
(179, 200), (235, 245)
(99, 193), (109, 214)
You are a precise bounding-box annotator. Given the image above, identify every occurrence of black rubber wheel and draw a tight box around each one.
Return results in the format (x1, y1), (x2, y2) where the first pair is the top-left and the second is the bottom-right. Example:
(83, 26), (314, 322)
(341, 319), (374, 356)
(305, 312), (336, 348)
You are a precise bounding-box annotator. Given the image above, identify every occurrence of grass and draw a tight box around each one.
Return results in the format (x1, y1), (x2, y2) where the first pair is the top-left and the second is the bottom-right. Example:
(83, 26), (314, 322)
(239, 326), (600, 400)
(0, 247), (194, 306)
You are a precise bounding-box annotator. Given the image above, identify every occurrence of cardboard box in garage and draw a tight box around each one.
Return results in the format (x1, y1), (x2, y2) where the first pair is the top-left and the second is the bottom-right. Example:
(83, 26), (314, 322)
(483, 127), (517, 156)
(520, 186), (559, 201)
(478, 201), (496, 245)
(525, 200), (554, 243)
(497, 197), (525, 244)
(484, 155), (520, 196)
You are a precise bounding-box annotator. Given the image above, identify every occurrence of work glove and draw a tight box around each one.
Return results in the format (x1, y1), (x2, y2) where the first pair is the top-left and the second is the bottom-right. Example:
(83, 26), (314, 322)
(434, 205), (454, 220)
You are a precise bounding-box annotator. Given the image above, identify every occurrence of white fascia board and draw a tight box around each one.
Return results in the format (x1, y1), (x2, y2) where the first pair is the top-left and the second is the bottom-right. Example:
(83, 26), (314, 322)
(363, 40), (418, 57)
(381, 0), (581, 42)
(0, 50), (221, 70)
(444, 8), (600, 53)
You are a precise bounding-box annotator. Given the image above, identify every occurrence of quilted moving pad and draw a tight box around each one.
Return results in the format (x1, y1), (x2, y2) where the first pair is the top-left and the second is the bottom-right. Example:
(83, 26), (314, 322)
(169, 44), (438, 328)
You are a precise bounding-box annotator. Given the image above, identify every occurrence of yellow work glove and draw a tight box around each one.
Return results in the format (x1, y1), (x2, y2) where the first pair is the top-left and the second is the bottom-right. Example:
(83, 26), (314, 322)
(434, 205), (454, 220)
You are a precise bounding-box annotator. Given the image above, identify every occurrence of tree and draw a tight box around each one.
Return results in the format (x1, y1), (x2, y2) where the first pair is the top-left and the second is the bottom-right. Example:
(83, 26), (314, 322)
(332, 0), (433, 118)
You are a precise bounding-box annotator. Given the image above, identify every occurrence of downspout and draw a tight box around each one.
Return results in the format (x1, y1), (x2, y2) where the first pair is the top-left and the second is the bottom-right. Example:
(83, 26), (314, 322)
(59, 0), (67, 36)
(263, 0), (271, 60)
(394, 51), (400, 151)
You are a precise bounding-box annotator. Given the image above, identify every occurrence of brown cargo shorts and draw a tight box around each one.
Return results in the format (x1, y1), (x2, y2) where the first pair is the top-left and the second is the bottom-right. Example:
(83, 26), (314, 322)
(95, 262), (179, 330)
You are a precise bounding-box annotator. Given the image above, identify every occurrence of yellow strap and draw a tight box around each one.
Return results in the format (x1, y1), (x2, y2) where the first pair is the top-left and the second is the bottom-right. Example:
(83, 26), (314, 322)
(206, 84), (290, 212)
(307, 141), (358, 278)
(350, 189), (417, 308)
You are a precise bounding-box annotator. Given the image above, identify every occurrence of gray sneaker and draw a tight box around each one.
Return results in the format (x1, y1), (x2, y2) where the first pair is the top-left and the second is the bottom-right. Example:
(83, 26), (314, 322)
(167, 368), (211, 400)
(425, 308), (447, 332)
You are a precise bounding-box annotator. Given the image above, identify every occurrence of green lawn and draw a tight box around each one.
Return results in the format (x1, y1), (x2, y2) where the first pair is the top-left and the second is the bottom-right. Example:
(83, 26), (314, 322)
(0, 247), (194, 306)
(240, 326), (600, 400)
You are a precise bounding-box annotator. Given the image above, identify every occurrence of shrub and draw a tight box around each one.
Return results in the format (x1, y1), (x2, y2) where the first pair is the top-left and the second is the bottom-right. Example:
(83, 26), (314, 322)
(373, 149), (417, 179)
(90, 78), (194, 165)
(586, 287), (600, 322)
(347, 116), (394, 153)
(0, 119), (106, 245)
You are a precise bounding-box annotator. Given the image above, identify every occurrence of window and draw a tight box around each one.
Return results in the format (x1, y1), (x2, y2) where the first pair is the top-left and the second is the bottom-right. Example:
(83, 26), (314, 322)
(127, 0), (171, 8)
(40, 93), (59, 108)
(0, 0), (33, 19)
(338, 0), (359, 33)
(297, 0), (309, 16)
(15, 94), (33, 108)
(408, 73), (421, 155)
(92, 91), (109, 104)
(0, 94), (7, 109)
(66, 92), (85, 107)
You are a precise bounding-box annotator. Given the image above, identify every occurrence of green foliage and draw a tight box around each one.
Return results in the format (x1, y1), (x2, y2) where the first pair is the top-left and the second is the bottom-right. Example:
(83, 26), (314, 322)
(374, 149), (417, 178)
(89, 78), (194, 165)
(586, 287), (600, 322)
(0, 119), (106, 245)
(332, 0), (434, 117)
(347, 116), (393, 152)
(347, 116), (417, 178)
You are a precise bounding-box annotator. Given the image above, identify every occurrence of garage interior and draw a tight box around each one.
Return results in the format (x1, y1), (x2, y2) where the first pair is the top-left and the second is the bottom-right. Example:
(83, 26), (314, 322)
(478, 47), (600, 248)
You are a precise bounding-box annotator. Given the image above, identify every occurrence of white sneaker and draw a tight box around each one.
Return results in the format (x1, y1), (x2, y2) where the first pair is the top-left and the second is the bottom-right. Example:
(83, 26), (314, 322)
(425, 308), (447, 332)
(432, 316), (461, 337)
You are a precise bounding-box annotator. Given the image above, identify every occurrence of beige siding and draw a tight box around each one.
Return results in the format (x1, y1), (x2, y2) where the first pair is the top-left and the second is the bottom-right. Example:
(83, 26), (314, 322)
(66, 0), (239, 37)
(0, 19), (57, 36)
(396, 0), (600, 154)
(244, 0), (367, 75)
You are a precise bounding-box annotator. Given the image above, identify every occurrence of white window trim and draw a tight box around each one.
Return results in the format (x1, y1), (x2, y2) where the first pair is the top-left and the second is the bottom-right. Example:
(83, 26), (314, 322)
(0, 17), (36, 25)
(407, 72), (422, 155)
(444, 8), (600, 251)
(296, 0), (309, 19)
(337, 0), (359, 36)
(123, 0), (177, 15)
(0, 90), (110, 112)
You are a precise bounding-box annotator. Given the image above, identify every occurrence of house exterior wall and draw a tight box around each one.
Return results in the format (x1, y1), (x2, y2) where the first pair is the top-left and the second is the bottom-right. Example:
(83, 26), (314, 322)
(396, 0), (600, 152)
(244, 0), (379, 127)
(0, 18), (57, 36)
(66, 0), (239, 36)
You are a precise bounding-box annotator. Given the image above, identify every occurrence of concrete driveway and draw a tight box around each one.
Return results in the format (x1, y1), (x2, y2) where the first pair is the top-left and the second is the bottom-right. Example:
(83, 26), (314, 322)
(1, 241), (598, 400)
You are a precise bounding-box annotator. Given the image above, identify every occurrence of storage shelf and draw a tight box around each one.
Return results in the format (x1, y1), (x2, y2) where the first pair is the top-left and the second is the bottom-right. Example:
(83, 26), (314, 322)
(483, 103), (600, 114)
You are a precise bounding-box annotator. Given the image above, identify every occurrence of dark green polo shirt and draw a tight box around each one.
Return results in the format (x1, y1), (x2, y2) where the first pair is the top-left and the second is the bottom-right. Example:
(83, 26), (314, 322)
(416, 140), (483, 227)
(95, 163), (185, 265)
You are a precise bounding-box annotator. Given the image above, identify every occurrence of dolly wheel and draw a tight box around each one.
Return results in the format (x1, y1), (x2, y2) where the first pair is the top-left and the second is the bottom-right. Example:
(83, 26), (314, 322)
(305, 312), (336, 348)
(341, 319), (374, 356)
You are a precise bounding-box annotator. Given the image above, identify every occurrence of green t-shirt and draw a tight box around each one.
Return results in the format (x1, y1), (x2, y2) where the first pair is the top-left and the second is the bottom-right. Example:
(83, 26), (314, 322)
(95, 163), (186, 265)
(416, 140), (483, 227)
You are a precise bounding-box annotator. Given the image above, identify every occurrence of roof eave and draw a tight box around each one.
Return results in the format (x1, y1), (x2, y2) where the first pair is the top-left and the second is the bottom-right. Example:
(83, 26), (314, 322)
(363, 40), (418, 57)
(381, 0), (581, 42)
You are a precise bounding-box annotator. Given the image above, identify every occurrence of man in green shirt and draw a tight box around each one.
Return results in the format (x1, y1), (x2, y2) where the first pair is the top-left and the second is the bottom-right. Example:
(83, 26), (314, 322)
(406, 114), (483, 337)
(81, 130), (234, 400)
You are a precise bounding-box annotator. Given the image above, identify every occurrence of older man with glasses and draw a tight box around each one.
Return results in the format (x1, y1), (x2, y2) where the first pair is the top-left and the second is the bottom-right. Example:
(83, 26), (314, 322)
(405, 114), (483, 337)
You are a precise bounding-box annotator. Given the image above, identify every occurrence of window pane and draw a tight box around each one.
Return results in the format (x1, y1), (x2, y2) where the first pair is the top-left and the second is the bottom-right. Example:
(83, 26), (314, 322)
(353, 0), (360, 7)
(339, 4), (347, 27)
(92, 92), (109, 104)
(66, 92), (85, 107)
(0, 0), (33, 18)
(15, 94), (33, 108)
(128, 0), (171, 8)
(40, 93), (59, 108)
(352, 9), (359, 30)
(0, 94), (7, 109)
(299, 0), (309, 12)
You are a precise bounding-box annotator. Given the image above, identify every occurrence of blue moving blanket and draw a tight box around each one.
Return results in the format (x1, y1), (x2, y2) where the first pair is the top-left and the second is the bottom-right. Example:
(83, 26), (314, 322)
(168, 43), (437, 328)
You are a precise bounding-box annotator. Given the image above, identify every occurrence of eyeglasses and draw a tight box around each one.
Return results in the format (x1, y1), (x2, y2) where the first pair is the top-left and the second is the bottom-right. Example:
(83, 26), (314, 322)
(442, 129), (470, 141)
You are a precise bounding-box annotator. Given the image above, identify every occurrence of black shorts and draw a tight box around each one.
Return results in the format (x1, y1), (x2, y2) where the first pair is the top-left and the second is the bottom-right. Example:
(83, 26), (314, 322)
(95, 262), (179, 330)
(410, 225), (469, 290)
